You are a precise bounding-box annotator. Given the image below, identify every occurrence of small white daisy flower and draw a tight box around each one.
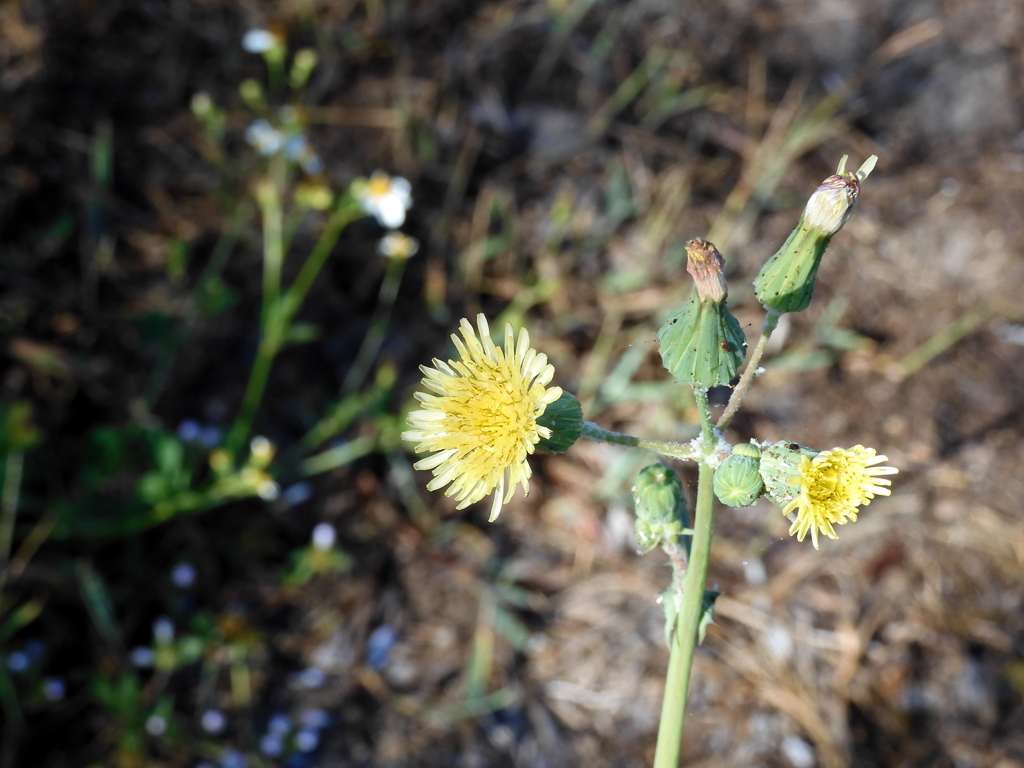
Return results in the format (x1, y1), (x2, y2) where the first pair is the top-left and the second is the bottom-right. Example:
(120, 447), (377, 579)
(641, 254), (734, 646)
(354, 172), (412, 228)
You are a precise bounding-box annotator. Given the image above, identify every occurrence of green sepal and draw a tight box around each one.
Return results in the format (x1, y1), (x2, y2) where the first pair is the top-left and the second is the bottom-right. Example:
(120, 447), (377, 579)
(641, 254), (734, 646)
(753, 219), (831, 314)
(658, 288), (747, 387)
(698, 589), (721, 645)
(535, 391), (584, 454)
(758, 440), (821, 509)
(713, 448), (764, 508)
(632, 463), (688, 552)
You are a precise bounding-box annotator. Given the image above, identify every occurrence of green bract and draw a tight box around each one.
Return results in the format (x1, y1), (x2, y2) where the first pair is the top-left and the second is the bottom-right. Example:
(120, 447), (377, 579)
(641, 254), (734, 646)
(658, 287), (747, 388)
(759, 441), (820, 509)
(535, 391), (584, 454)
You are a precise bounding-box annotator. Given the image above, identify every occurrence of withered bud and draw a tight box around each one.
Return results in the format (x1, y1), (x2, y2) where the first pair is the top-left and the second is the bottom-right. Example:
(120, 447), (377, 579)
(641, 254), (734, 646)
(804, 173), (860, 236)
(685, 238), (728, 303)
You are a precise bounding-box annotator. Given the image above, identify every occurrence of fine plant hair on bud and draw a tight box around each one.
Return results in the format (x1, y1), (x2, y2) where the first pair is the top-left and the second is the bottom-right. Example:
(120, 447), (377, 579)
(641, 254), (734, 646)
(685, 238), (728, 304)
(803, 174), (861, 236)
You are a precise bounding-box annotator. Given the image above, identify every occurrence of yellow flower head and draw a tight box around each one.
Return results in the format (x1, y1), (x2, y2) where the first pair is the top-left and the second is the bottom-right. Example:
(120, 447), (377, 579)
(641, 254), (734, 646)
(403, 314), (562, 521)
(783, 445), (897, 549)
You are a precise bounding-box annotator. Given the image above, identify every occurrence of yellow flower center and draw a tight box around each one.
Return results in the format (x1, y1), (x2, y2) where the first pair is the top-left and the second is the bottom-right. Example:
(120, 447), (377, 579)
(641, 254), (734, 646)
(783, 445), (896, 549)
(366, 173), (392, 198)
(403, 315), (561, 521)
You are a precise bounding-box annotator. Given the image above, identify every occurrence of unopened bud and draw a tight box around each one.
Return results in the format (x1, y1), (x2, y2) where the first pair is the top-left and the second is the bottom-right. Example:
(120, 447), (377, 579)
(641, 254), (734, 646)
(806, 175), (860, 235)
(754, 155), (876, 314)
(632, 464), (688, 552)
(290, 48), (319, 89)
(685, 238), (728, 304)
(713, 443), (764, 508)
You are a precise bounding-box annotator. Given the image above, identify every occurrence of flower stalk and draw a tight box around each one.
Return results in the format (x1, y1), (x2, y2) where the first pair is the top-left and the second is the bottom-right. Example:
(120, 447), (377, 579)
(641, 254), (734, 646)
(400, 156), (891, 763)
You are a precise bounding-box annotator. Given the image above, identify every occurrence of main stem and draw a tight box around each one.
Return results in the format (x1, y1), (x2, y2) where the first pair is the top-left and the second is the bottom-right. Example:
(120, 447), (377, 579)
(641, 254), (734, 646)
(653, 388), (716, 768)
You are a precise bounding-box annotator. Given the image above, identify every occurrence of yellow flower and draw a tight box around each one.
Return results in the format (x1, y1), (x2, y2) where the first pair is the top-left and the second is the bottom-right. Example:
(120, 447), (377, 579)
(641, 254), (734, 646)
(784, 445), (897, 549)
(403, 314), (562, 521)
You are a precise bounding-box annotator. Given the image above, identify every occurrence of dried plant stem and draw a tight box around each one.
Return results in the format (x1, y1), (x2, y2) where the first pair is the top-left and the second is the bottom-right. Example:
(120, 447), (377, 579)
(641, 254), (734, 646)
(716, 308), (780, 431)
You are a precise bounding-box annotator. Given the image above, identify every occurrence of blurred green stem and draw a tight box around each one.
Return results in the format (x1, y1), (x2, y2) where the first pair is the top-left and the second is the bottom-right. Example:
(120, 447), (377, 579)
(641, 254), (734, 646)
(0, 452), (23, 594)
(654, 387), (716, 767)
(299, 434), (378, 476)
(716, 308), (780, 431)
(342, 256), (408, 395)
(225, 185), (362, 455)
(580, 421), (699, 462)
(226, 161), (286, 456)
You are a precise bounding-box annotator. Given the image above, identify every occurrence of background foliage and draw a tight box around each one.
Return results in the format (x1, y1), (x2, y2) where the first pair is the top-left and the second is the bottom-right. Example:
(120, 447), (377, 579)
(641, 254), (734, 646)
(3, 1), (1024, 766)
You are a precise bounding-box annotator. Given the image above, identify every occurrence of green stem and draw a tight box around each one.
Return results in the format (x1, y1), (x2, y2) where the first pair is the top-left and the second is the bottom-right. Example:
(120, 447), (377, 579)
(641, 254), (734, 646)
(342, 256), (407, 395)
(225, 200), (362, 456)
(580, 421), (699, 462)
(278, 203), (362, 328)
(299, 435), (378, 476)
(653, 387), (717, 767)
(225, 336), (279, 455)
(716, 308), (780, 431)
(225, 170), (286, 456)
(260, 159), (286, 332)
(0, 452), (24, 594)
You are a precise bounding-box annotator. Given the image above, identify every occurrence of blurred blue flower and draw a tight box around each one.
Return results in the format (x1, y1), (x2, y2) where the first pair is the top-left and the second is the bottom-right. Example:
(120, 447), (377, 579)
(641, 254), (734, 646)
(284, 135), (323, 175)
(294, 729), (319, 752)
(130, 646), (156, 668)
(199, 426), (222, 450)
(172, 562), (197, 589)
(246, 119), (285, 157)
(297, 708), (330, 730)
(259, 733), (284, 757)
(220, 749), (247, 768)
(281, 482), (313, 506)
(267, 712), (292, 736)
(367, 625), (398, 671)
(6, 652), (29, 674)
(24, 638), (45, 659)
(177, 419), (202, 443)
(294, 667), (326, 689)
(153, 617), (174, 644)
(201, 709), (227, 734)
(42, 677), (66, 701)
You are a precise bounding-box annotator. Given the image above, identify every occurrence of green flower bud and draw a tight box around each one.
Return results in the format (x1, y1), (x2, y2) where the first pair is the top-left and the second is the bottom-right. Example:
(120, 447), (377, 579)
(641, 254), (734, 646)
(713, 444), (764, 507)
(535, 391), (584, 454)
(658, 239), (747, 387)
(758, 440), (820, 509)
(239, 79), (266, 111)
(754, 155), (877, 314)
(290, 48), (320, 90)
(632, 463), (688, 552)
